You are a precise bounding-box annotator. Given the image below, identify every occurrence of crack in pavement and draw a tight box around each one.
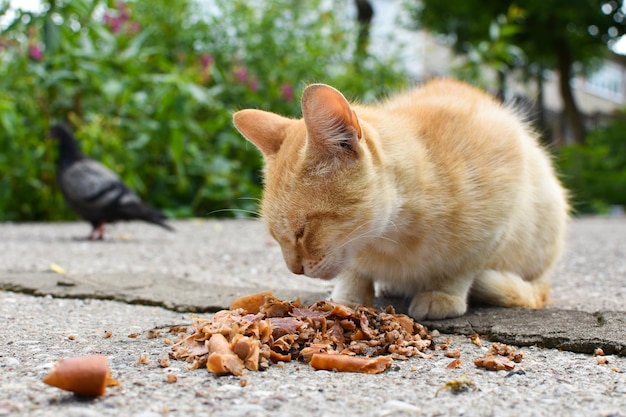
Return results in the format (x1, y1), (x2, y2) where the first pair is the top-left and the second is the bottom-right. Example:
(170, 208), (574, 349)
(1, 271), (625, 356)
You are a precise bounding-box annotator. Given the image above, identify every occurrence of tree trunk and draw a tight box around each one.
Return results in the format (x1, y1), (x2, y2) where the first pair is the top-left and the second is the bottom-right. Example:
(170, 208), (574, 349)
(535, 68), (547, 142)
(354, 0), (374, 61)
(555, 38), (586, 144)
(496, 69), (506, 102)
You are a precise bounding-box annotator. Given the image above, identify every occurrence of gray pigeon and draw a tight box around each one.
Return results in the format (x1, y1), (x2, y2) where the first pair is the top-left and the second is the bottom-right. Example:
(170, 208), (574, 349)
(48, 123), (174, 240)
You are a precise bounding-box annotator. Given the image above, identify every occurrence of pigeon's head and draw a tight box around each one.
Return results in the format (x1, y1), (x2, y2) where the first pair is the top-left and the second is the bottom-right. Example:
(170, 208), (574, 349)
(48, 123), (75, 142)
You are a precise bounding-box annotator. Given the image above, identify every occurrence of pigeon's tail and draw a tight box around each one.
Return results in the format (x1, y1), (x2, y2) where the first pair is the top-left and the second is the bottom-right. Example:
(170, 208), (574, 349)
(130, 203), (175, 232)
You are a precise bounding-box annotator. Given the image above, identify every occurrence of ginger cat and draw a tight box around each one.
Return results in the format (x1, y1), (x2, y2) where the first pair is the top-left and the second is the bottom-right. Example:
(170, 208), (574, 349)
(233, 79), (568, 320)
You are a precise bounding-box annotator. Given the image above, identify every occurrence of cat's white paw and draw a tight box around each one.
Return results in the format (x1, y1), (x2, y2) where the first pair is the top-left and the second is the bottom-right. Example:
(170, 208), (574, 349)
(409, 291), (467, 320)
(330, 274), (374, 307)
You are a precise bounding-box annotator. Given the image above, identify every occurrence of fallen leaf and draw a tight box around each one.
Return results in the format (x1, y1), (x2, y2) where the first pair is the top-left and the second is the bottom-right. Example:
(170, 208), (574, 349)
(436, 375), (475, 396)
(49, 263), (66, 274)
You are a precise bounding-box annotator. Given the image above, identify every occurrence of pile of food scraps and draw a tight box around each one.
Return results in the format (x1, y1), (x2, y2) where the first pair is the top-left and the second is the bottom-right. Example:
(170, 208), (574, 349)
(169, 292), (434, 375)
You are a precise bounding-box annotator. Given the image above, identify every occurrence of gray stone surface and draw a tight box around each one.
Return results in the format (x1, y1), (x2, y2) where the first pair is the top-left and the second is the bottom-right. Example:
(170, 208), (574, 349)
(0, 217), (625, 416)
(422, 307), (626, 355)
(0, 272), (327, 313)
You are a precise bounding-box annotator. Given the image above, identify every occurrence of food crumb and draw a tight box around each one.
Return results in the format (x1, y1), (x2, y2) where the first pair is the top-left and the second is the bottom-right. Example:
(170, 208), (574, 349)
(164, 338), (172, 345)
(68, 335), (76, 341)
(239, 378), (249, 387)
(103, 330), (112, 339)
(139, 354), (150, 365)
(158, 357), (171, 368)
(469, 334), (482, 347)
(168, 325), (188, 334)
(147, 329), (161, 339)
(594, 348), (605, 356)
(474, 342), (521, 371)
(128, 333), (139, 339)
(444, 349), (461, 358)
(446, 358), (462, 369)
(166, 372), (177, 383)
(597, 356), (609, 365)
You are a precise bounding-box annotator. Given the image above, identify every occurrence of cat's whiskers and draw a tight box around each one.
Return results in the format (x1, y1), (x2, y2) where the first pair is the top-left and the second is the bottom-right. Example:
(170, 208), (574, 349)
(237, 197), (262, 203)
(386, 218), (400, 233)
(206, 208), (262, 217)
(336, 223), (400, 251)
(340, 221), (371, 243)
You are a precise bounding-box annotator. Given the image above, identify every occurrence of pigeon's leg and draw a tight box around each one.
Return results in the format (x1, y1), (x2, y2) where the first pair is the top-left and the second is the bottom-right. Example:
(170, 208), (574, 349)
(87, 223), (105, 240)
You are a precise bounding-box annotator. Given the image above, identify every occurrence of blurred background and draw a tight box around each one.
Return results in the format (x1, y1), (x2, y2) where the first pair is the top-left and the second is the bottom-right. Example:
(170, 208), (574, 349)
(1, 0), (625, 221)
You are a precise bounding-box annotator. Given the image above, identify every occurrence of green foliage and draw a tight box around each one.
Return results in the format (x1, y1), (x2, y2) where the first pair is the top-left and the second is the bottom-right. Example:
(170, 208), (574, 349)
(450, 6), (526, 89)
(407, 0), (626, 72)
(406, 0), (626, 144)
(0, 0), (407, 222)
(557, 116), (626, 214)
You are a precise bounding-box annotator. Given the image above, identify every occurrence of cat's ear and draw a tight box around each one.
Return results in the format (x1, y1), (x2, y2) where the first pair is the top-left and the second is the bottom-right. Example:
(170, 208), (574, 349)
(301, 84), (362, 157)
(233, 109), (292, 157)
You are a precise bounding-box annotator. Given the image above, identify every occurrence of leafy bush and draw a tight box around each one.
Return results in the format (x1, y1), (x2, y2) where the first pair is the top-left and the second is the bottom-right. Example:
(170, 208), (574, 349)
(0, 0), (407, 221)
(557, 116), (626, 214)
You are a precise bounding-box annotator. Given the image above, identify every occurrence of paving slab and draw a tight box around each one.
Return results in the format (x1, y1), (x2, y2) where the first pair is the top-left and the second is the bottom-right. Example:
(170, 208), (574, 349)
(1, 271), (624, 357)
(0, 271), (327, 313)
(422, 307), (626, 356)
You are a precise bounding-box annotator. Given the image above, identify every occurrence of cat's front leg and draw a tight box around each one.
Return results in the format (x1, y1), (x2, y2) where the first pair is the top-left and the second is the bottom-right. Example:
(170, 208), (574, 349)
(329, 268), (374, 307)
(409, 276), (474, 320)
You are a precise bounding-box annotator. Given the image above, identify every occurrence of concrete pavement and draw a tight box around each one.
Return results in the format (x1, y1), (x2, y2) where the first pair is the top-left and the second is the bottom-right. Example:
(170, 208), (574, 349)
(0, 217), (625, 416)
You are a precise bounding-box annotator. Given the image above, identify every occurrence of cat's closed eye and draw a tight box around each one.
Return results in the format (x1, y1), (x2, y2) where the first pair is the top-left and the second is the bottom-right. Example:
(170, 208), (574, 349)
(295, 226), (305, 241)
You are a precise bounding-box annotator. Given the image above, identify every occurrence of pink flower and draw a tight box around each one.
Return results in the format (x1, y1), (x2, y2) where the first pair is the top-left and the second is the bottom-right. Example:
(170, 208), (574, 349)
(248, 77), (258, 92)
(281, 83), (294, 102)
(128, 21), (141, 34)
(116, 2), (130, 21)
(29, 44), (43, 61)
(199, 54), (214, 70)
(236, 68), (248, 83)
(104, 13), (122, 33)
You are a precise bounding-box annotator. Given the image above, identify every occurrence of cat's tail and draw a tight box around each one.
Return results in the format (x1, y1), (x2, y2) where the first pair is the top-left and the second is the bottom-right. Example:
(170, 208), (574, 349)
(470, 270), (551, 309)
